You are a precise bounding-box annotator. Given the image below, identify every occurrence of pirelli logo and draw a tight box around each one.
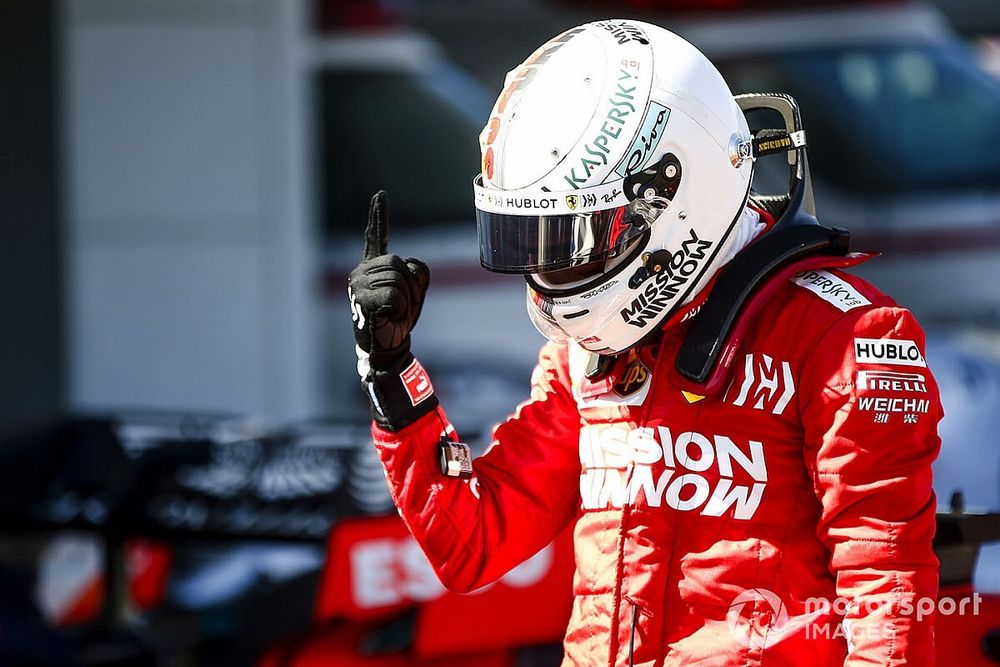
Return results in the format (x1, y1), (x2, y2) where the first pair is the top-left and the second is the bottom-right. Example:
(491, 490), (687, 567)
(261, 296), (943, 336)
(857, 370), (927, 393)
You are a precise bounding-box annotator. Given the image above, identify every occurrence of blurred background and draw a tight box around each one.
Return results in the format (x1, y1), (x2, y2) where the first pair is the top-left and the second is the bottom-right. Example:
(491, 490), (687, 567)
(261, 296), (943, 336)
(1, 0), (999, 664)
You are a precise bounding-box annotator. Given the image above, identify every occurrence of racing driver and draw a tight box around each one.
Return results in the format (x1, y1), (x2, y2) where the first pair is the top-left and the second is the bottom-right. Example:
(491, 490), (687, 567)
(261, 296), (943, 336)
(347, 19), (942, 666)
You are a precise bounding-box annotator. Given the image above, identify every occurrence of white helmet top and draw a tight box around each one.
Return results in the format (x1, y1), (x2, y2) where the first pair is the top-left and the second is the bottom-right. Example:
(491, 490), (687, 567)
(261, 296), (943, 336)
(474, 19), (757, 354)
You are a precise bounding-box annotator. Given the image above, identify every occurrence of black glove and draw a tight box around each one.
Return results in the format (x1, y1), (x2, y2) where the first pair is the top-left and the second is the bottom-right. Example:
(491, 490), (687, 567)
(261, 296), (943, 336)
(348, 191), (436, 430)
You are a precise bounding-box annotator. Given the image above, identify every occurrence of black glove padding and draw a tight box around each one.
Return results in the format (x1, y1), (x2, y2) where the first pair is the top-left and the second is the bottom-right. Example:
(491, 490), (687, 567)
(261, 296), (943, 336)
(350, 253), (429, 364)
(348, 191), (436, 430)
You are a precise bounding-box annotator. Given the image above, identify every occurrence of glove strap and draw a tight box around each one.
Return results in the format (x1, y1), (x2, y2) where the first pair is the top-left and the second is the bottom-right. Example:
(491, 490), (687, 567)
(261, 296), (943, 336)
(365, 352), (439, 431)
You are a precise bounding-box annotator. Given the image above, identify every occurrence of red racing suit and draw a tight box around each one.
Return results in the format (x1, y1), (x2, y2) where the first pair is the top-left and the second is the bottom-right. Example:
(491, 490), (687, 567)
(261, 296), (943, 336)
(372, 253), (942, 666)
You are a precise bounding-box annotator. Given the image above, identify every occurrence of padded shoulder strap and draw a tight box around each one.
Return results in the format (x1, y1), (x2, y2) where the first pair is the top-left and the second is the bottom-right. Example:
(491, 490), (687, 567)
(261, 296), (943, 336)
(676, 223), (849, 383)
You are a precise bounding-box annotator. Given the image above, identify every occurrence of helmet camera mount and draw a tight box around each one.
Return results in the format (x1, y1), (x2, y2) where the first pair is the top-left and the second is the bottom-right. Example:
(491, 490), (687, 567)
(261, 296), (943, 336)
(623, 152), (682, 204)
(624, 153), (684, 291)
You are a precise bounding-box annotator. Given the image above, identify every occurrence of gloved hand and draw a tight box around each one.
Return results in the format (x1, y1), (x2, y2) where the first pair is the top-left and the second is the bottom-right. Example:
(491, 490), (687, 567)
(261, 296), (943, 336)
(348, 191), (436, 431)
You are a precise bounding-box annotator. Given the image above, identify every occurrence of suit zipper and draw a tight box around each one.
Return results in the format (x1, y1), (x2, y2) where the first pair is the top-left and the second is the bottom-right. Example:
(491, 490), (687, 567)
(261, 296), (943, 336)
(623, 337), (670, 667)
(628, 600), (638, 667)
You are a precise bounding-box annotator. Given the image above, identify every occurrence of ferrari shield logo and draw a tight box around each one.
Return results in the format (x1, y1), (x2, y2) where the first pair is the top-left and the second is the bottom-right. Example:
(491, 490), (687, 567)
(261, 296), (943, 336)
(565, 195), (579, 211)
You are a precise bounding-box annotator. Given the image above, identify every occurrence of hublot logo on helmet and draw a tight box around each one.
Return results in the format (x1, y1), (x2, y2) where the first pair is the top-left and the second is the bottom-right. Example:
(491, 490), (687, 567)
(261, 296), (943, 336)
(620, 230), (713, 327)
(506, 197), (558, 210)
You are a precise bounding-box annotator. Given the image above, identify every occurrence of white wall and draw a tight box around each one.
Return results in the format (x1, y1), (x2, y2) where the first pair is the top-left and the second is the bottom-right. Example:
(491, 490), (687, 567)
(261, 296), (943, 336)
(62, 0), (318, 419)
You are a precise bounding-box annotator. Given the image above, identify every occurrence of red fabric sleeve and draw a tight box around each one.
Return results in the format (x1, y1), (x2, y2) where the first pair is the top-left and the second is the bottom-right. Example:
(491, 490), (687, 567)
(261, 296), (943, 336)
(799, 306), (942, 666)
(371, 342), (582, 593)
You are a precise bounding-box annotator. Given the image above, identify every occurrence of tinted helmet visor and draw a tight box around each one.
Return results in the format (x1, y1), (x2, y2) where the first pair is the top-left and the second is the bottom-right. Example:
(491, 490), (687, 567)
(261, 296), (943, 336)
(476, 194), (656, 275)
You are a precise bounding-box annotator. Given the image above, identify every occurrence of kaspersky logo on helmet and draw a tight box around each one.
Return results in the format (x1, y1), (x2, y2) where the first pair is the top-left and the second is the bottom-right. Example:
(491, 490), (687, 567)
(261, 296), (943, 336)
(620, 229), (713, 327)
(561, 67), (643, 189)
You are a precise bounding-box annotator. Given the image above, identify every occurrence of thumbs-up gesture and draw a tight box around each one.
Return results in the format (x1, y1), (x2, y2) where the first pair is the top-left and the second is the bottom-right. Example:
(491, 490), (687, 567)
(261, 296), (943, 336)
(348, 191), (435, 430)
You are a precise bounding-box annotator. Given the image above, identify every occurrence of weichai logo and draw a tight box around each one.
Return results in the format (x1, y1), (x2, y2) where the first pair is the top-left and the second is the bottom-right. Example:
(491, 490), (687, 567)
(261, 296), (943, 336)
(578, 425), (767, 519)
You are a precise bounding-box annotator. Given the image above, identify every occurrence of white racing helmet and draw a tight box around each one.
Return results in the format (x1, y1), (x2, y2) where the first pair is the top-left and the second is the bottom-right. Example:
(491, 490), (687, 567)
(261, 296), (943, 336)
(474, 19), (756, 354)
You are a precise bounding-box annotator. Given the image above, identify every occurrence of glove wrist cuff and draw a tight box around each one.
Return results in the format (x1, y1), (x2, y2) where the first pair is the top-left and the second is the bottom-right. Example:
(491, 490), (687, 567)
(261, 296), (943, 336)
(366, 352), (438, 431)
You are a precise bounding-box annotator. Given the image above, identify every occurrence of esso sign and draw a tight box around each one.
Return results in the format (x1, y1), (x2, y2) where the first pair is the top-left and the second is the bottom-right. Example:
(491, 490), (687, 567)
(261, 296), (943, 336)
(350, 536), (554, 609)
(314, 515), (568, 623)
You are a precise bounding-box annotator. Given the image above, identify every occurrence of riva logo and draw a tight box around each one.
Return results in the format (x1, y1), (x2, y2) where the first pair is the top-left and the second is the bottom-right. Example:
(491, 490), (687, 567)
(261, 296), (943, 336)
(578, 425), (767, 520)
(620, 230), (713, 327)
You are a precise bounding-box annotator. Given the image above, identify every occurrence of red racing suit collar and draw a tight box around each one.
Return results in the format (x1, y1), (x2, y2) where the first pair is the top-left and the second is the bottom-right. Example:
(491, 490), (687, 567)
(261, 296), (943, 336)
(635, 205), (877, 397)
